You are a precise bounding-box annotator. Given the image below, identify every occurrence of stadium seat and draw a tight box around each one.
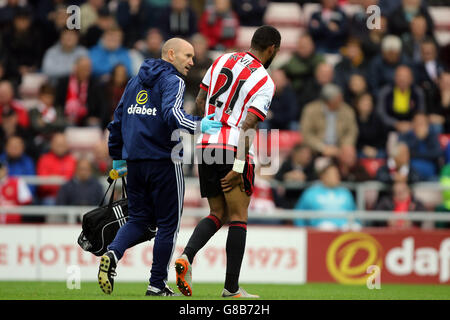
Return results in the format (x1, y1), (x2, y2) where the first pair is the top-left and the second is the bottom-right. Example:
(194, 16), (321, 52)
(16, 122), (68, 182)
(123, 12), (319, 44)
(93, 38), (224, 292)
(277, 130), (303, 153)
(301, 3), (321, 26)
(237, 26), (303, 52)
(429, 6), (450, 30)
(264, 2), (303, 27)
(18, 73), (48, 100)
(236, 26), (259, 50)
(65, 127), (104, 154)
(359, 158), (386, 179)
(435, 30), (450, 47)
(439, 134), (450, 149)
(324, 53), (342, 67)
(340, 3), (363, 18)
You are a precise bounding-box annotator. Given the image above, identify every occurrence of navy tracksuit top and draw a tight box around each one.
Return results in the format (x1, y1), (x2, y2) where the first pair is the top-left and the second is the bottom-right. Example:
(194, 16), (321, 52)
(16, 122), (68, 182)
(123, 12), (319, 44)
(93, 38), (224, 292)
(107, 58), (201, 161)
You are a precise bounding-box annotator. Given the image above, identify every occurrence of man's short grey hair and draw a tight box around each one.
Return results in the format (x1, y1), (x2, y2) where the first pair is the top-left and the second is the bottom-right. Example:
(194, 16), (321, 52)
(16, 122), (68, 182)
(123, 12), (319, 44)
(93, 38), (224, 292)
(321, 84), (342, 102)
(381, 35), (402, 52)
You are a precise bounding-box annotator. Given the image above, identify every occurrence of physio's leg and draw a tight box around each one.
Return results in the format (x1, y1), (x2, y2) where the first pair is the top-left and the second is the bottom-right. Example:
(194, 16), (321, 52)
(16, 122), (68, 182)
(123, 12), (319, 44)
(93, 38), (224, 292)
(223, 186), (251, 293)
(149, 161), (184, 291)
(183, 194), (228, 264)
(108, 162), (153, 261)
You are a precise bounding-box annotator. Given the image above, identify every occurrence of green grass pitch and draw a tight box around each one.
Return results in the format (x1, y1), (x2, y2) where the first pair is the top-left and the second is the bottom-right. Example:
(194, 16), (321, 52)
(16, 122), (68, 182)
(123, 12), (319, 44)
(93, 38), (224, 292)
(0, 282), (449, 300)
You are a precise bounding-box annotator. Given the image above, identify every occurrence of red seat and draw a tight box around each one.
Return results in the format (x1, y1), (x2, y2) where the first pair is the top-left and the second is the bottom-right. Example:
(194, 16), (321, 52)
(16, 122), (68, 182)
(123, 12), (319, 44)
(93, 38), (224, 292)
(359, 158), (386, 178)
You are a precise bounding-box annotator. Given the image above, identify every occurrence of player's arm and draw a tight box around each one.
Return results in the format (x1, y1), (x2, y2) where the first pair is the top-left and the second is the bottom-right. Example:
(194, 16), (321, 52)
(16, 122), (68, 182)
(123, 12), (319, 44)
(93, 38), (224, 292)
(220, 112), (260, 193)
(220, 80), (274, 193)
(195, 88), (207, 116)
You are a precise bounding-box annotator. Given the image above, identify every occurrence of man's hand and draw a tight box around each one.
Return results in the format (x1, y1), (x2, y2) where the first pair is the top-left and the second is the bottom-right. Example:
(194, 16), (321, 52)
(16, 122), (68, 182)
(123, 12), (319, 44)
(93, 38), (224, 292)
(201, 113), (222, 134)
(220, 170), (244, 193)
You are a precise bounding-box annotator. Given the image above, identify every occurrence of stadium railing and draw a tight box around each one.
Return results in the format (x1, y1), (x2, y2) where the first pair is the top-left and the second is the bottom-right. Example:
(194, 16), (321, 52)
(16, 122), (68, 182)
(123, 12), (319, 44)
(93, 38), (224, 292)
(3, 176), (450, 225)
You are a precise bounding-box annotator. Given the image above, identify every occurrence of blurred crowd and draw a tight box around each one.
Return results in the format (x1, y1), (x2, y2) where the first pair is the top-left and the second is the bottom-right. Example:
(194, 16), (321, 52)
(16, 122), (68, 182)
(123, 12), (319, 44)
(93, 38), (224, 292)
(0, 0), (449, 229)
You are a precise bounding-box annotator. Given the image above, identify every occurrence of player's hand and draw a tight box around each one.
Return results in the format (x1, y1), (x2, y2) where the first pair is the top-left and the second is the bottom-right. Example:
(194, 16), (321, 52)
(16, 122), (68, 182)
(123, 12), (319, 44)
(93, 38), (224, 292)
(201, 113), (222, 134)
(220, 170), (244, 193)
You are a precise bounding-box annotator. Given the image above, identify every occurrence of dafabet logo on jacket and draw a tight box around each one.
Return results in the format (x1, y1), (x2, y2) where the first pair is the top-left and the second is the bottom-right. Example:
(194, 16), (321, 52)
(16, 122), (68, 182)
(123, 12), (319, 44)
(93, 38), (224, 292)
(136, 90), (148, 104)
(128, 90), (156, 116)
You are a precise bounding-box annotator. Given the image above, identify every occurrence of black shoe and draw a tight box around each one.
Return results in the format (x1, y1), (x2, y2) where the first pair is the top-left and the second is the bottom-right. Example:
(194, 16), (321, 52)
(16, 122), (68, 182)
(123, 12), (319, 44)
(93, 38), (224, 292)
(98, 251), (117, 294)
(145, 285), (180, 296)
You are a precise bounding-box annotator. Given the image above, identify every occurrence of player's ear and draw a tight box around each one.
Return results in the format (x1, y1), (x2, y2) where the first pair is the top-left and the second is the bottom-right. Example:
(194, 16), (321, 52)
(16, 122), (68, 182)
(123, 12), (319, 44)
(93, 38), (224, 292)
(168, 48), (176, 62)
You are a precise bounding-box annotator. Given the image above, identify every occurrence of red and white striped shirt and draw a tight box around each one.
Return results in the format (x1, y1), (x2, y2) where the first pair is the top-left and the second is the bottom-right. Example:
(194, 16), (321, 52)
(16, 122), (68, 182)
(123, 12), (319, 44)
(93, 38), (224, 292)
(197, 51), (275, 154)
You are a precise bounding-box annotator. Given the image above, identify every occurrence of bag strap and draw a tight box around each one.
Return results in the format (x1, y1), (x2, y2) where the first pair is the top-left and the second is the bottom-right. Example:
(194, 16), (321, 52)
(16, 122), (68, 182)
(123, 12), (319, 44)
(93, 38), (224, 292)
(121, 177), (127, 198)
(99, 178), (116, 207)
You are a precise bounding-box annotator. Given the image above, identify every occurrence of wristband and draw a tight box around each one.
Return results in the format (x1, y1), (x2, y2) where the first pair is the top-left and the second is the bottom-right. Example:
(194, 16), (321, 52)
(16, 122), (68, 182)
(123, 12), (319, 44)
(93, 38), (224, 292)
(232, 159), (245, 173)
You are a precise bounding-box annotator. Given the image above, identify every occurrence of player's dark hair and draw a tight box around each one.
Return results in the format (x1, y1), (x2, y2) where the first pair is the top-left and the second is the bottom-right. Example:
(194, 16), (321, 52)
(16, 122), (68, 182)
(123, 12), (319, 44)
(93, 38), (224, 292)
(251, 25), (281, 52)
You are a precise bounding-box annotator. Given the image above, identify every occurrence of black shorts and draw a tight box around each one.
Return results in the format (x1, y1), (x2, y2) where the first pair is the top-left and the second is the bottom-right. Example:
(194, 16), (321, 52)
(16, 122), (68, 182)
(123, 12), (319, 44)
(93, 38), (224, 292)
(196, 148), (255, 198)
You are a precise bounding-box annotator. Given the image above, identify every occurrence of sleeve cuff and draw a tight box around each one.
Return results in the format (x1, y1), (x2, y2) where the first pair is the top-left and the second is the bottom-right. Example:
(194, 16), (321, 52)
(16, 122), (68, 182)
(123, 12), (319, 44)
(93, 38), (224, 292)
(199, 83), (208, 91)
(248, 107), (266, 121)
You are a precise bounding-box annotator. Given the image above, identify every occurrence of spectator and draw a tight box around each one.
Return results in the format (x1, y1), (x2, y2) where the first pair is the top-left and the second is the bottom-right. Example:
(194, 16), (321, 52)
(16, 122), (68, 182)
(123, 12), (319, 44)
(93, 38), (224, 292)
(349, 0), (379, 42)
(343, 73), (368, 106)
(337, 144), (371, 182)
(0, 135), (35, 178)
(294, 158), (358, 230)
(300, 84), (358, 158)
(28, 83), (66, 152)
(36, 132), (77, 205)
(0, 80), (29, 128)
(0, 0), (21, 30)
(415, 39), (445, 130)
(399, 113), (442, 181)
(428, 72), (450, 134)
(92, 140), (111, 175)
(262, 69), (298, 130)
(402, 15), (433, 63)
(89, 26), (133, 78)
(1, 6), (43, 80)
(376, 142), (421, 184)
(184, 33), (213, 101)
(35, 3), (73, 54)
(81, 6), (116, 49)
(232, 0), (267, 27)
(138, 28), (164, 60)
(275, 143), (316, 184)
(116, 0), (154, 48)
(373, 181), (425, 228)
(298, 62), (335, 109)
(199, 0), (239, 51)
(308, 0), (349, 54)
(55, 56), (106, 127)
(274, 143), (316, 209)
(79, 0), (105, 34)
(360, 14), (389, 62)
(0, 161), (32, 224)
(282, 33), (324, 106)
(355, 92), (387, 158)
(334, 38), (369, 91)
(56, 158), (104, 206)
(377, 65), (425, 133)
(435, 164), (450, 229)
(0, 107), (35, 158)
(101, 64), (130, 127)
(367, 35), (411, 95)
(388, 0), (434, 38)
(42, 29), (89, 84)
(158, 0), (197, 40)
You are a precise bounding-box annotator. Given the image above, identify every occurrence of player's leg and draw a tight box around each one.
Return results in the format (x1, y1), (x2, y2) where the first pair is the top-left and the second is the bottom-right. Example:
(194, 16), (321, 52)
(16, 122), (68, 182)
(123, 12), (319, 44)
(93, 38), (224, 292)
(221, 161), (259, 298)
(98, 161), (154, 294)
(146, 161), (184, 296)
(183, 194), (228, 263)
(175, 194), (228, 296)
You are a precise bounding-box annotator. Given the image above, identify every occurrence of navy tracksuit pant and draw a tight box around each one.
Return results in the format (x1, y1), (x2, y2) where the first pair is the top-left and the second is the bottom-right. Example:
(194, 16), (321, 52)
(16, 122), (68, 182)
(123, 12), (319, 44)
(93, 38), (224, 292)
(108, 159), (184, 290)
